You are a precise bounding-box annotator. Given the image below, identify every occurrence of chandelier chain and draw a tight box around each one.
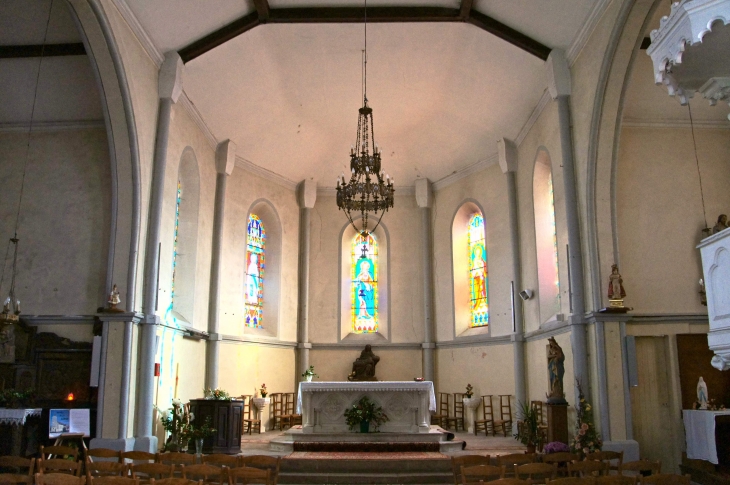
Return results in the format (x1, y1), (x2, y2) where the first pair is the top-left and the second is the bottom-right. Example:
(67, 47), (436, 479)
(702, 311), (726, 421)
(688, 103), (708, 229)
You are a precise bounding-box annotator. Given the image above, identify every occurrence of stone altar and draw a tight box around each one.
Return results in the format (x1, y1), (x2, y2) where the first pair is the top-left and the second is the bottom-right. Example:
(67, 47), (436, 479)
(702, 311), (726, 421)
(296, 381), (436, 434)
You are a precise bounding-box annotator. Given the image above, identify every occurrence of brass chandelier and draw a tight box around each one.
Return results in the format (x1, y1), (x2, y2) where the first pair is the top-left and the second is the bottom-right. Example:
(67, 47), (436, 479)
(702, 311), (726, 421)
(336, 0), (394, 239)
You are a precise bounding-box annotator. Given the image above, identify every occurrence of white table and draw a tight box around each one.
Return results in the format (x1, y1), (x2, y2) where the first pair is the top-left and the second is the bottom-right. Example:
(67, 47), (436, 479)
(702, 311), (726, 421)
(683, 409), (730, 464)
(297, 381), (436, 433)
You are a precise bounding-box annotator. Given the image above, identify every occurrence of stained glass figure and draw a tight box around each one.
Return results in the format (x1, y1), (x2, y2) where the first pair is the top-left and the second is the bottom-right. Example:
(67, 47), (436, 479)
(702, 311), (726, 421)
(170, 180), (181, 305)
(351, 232), (378, 333)
(548, 174), (560, 304)
(244, 214), (265, 328)
(468, 213), (489, 327)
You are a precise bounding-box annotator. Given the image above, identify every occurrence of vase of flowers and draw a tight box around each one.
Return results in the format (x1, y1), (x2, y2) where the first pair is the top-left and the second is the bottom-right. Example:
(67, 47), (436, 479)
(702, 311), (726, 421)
(302, 365), (318, 382)
(344, 396), (389, 433)
(158, 399), (192, 452)
(188, 416), (216, 456)
(260, 383), (267, 398)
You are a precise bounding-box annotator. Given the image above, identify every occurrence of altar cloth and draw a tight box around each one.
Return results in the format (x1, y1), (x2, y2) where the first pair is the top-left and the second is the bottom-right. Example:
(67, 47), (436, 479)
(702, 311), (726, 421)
(0, 408), (42, 426)
(683, 409), (730, 464)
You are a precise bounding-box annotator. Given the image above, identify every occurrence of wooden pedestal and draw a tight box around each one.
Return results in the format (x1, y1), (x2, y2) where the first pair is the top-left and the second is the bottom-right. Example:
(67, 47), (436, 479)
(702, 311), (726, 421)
(189, 399), (244, 454)
(547, 403), (569, 445)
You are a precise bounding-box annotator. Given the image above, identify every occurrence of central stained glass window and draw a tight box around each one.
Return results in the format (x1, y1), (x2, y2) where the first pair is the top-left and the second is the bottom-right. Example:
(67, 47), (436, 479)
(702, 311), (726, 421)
(244, 214), (265, 328)
(468, 213), (488, 327)
(351, 232), (379, 333)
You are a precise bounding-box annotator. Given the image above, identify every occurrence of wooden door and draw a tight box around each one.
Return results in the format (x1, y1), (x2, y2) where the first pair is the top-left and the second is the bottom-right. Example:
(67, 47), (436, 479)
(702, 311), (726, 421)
(630, 337), (677, 472)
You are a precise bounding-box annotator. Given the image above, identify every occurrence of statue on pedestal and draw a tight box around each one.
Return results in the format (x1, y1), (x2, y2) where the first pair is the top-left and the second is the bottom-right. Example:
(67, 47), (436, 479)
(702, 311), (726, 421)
(600, 264), (632, 313)
(547, 337), (566, 404)
(105, 284), (124, 313)
(348, 344), (380, 381)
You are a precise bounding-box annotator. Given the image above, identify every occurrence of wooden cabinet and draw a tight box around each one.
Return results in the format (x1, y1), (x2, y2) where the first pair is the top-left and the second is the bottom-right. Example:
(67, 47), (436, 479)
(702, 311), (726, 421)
(189, 399), (243, 454)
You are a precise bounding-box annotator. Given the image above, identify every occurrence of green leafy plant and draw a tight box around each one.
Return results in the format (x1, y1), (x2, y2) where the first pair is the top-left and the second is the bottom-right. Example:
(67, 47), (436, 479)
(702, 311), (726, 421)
(203, 387), (232, 401)
(465, 384), (474, 398)
(187, 416), (217, 440)
(302, 365), (318, 379)
(344, 396), (389, 431)
(514, 400), (544, 449)
(156, 399), (192, 451)
(0, 389), (35, 409)
(571, 380), (602, 455)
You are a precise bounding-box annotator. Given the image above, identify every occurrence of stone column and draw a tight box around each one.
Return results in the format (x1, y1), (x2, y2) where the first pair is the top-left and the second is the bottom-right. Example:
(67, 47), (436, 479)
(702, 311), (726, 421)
(547, 49), (589, 398)
(90, 311), (142, 451)
(136, 52), (183, 451)
(498, 138), (526, 406)
(206, 140), (236, 390)
(296, 180), (316, 380)
(415, 179), (436, 382)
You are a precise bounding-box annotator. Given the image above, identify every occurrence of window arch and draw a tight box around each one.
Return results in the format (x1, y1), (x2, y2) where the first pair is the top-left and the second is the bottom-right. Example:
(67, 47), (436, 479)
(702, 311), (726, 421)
(351, 232), (379, 333)
(244, 214), (265, 328)
(533, 149), (561, 322)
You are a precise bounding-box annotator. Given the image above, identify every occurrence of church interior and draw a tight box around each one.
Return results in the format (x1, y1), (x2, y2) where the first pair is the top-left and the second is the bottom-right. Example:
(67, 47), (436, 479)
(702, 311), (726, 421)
(2, 0), (730, 482)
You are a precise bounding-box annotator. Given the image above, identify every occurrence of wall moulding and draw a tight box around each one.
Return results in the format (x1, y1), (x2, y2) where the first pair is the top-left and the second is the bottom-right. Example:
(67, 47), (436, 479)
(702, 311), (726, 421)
(627, 313), (709, 324)
(21, 315), (96, 325)
(435, 334), (512, 348)
(523, 320), (571, 342)
(310, 342), (422, 349)
(219, 334), (297, 348)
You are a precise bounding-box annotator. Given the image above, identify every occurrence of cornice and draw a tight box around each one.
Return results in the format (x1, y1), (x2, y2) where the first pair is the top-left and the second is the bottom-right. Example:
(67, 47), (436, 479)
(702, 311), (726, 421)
(622, 118), (730, 129)
(516, 89), (552, 147)
(0, 120), (105, 132)
(234, 156), (298, 191)
(566, 0), (612, 66)
(109, 0), (164, 67)
(177, 94), (218, 149)
(432, 153), (499, 192)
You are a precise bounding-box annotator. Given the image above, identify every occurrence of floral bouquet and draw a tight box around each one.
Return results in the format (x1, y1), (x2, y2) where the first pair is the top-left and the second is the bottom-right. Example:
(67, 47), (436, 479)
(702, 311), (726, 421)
(544, 441), (571, 454)
(188, 416), (217, 440)
(260, 383), (268, 398)
(204, 387), (232, 401)
(465, 384), (474, 398)
(571, 380), (602, 455)
(158, 398), (192, 451)
(344, 396), (389, 432)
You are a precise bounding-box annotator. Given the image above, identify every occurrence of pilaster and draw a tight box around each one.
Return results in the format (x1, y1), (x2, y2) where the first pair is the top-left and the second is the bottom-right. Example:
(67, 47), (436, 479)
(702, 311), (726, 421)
(297, 179), (317, 381)
(415, 178), (435, 381)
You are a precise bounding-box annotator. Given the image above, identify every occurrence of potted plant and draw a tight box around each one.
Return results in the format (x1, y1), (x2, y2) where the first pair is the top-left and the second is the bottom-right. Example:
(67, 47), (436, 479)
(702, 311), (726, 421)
(187, 416), (217, 456)
(259, 383), (267, 398)
(344, 396), (389, 433)
(302, 365), (318, 382)
(514, 401), (543, 453)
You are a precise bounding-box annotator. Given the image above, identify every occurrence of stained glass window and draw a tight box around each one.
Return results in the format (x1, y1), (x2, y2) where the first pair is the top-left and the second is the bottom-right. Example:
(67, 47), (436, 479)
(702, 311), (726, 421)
(244, 214), (265, 328)
(170, 180), (181, 305)
(548, 174), (560, 300)
(468, 213), (488, 327)
(351, 232), (378, 333)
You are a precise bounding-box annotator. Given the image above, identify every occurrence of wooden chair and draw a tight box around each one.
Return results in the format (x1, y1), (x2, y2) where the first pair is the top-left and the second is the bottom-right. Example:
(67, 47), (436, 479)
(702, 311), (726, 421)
(157, 455), (194, 478)
(568, 461), (608, 478)
(619, 461), (660, 477)
(85, 463), (126, 480)
(0, 473), (34, 485)
(35, 473), (85, 485)
(38, 460), (83, 477)
(432, 393), (451, 428)
(530, 401), (548, 451)
(639, 475), (690, 485)
(120, 453), (157, 466)
(238, 457), (279, 485)
(90, 478), (139, 485)
(516, 463), (558, 484)
(474, 395), (494, 436)
(451, 456), (492, 485)
(279, 393), (301, 430)
(586, 452), (623, 475)
(85, 450), (122, 464)
(0, 456), (35, 476)
(227, 467), (271, 485)
(543, 454), (579, 477)
(447, 393), (466, 431)
(460, 464), (505, 484)
(181, 465), (226, 485)
(40, 447), (80, 461)
(493, 395), (513, 436)
(498, 454), (536, 478)
(149, 479), (201, 485)
(200, 456), (239, 469)
(270, 394), (284, 431)
(488, 479), (530, 485)
(595, 477), (636, 485)
(241, 395), (261, 435)
(547, 478), (596, 485)
(129, 464), (175, 485)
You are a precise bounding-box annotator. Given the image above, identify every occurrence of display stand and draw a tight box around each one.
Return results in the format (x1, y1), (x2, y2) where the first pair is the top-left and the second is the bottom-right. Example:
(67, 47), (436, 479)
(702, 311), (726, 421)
(547, 403), (569, 445)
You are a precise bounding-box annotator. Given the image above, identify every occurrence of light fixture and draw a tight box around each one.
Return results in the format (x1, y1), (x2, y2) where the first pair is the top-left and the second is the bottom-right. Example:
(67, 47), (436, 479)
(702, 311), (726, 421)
(336, 0), (394, 245)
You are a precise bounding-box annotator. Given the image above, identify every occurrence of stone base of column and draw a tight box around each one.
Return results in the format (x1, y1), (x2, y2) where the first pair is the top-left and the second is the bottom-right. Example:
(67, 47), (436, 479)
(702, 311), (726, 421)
(547, 403), (569, 444)
(132, 436), (158, 453)
(90, 437), (136, 451)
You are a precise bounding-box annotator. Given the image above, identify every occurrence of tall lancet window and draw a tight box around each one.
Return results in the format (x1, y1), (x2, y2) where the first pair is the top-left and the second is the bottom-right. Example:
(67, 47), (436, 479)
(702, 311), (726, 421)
(468, 213), (489, 327)
(351, 232), (379, 334)
(548, 175), (560, 297)
(534, 149), (561, 320)
(244, 214), (265, 328)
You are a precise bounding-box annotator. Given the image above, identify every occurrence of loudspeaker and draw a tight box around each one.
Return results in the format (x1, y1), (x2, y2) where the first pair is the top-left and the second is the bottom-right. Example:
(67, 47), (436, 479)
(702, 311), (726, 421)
(519, 289), (533, 301)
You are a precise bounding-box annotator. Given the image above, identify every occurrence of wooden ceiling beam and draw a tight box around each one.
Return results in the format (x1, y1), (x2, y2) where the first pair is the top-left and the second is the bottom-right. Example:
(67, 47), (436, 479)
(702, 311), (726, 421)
(0, 43), (86, 59)
(178, 7), (552, 63)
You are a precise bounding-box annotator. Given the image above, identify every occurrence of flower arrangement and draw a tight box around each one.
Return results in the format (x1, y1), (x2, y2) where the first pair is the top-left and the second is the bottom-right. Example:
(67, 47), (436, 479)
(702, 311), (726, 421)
(692, 398), (726, 410)
(344, 396), (389, 432)
(203, 387), (232, 401)
(514, 400), (544, 451)
(571, 380), (602, 456)
(158, 399), (192, 451)
(260, 384), (267, 398)
(465, 384), (474, 398)
(544, 441), (571, 454)
(188, 416), (217, 440)
(302, 365), (318, 380)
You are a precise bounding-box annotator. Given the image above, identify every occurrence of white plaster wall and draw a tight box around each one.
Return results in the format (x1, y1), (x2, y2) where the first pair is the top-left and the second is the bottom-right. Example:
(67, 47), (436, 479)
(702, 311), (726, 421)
(309, 194), (424, 344)
(435, 344), (515, 399)
(0, 129), (110, 315)
(310, 348), (422, 382)
(218, 343), (297, 396)
(617, 127), (730, 313)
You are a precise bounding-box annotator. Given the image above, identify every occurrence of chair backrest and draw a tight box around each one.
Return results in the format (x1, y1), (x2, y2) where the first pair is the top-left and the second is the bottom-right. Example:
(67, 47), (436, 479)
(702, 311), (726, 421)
(586, 452), (623, 469)
(86, 450), (122, 464)
(0, 456), (35, 475)
(157, 454), (194, 467)
(619, 461), (660, 476)
(181, 465), (226, 483)
(543, 454), (579, 465)
(639, 474), (690, 485)
(90, 477), (140, 485)
(200, 456), (239, 469)
(39, 459), (82, 476)
(238, 456), (279, 481)
(482, 395), (495, 421)
(568, 461), (608, 478)
(460, 464), (504, 484)
(283, 393), (296, 415)
(451, 456), (492, 485)
(516, 463), (558, 482)
(85, 462), (126, 478)
(454, 393), (465, 419)
(439, 393), (451, 416)
(498, 454), (536, 477)
(36, 473), (85, 485)
(240, 395), (252, 419)
(41, 447), (79, 461)
(130, 464), (175, 483)
(270, 394), (283, 418)
(227, 467), (270, 485)
(499, 395), (512, 421)
(0, 473), (33, 485)
(595, 476), (636, 485)
(489, 479), (530, 485)
(546, 478), (596, 485)
(149, 479), (201, 485)
(120, 453), (157, 465)
(531, 401), (545, 425)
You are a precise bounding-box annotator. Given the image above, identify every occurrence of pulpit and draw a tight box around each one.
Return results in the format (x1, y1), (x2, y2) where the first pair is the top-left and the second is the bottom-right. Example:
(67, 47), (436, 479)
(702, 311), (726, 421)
(189, 399), (244, 454)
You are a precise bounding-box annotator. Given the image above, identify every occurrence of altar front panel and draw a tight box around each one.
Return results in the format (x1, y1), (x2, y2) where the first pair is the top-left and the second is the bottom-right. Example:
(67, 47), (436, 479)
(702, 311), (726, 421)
(297, 381), (436, 434)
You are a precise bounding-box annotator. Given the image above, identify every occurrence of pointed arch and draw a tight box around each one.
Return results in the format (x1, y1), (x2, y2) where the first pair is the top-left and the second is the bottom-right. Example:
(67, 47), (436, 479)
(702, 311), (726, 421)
(533, 148), (561, 322)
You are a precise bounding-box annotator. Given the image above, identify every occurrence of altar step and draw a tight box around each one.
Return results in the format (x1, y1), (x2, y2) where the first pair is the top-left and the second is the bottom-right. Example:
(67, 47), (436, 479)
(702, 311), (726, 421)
(279, 453), (454, 484)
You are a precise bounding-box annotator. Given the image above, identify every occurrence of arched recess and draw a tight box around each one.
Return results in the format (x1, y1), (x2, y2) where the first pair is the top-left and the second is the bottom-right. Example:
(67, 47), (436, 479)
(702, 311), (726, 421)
(243, 199), (282, 339)
(533, 149), (561, 323)
(170, 147), (200, 324)
(585, 0), (663, 311)
(338, 219), (390, 342)
(451, 200), (490, 338)
(66, 0), (141, 309)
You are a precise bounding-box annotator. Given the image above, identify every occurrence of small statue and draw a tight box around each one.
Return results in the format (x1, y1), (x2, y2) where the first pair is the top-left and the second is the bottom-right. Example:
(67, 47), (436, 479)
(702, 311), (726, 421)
(714, 214), (729, 235)
(348, 344), (380, 381)
(697, 377), (708, 410)
(601, 264), (632, 313)
(546, 337), (567, 404)
(106, 284), (124, 313)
